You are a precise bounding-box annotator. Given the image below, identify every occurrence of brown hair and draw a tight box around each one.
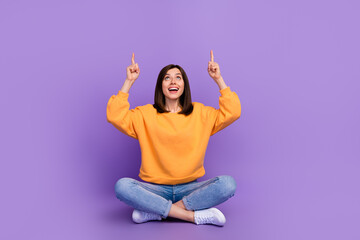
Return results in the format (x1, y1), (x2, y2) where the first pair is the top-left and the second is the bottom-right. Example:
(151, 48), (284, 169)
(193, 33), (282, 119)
(153, 64), (193, 115)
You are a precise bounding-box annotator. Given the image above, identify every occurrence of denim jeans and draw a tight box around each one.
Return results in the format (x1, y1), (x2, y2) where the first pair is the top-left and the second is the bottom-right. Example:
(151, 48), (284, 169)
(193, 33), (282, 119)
(114, 175), (236, 218)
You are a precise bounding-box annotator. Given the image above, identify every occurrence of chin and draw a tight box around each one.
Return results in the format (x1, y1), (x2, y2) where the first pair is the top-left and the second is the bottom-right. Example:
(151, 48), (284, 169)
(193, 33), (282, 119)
(164, 91), (184, 101)
(167, 96), (180, 100)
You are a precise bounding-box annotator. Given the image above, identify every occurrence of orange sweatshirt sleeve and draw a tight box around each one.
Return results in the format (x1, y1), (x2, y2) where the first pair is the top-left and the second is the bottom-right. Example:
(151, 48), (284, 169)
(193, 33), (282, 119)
(106, 90), (143, 139)
(209, 86), (241, 135)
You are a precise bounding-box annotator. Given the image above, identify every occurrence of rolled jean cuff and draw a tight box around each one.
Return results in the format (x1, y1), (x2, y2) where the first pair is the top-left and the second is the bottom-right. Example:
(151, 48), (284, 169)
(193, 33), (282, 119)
(182, 196), (192, 210)
(162, 200), (173, 218)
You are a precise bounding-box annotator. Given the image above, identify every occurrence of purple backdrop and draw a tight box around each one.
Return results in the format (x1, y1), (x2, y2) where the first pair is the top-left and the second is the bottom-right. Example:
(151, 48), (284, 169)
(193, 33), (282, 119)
(1, 0), (359, 239)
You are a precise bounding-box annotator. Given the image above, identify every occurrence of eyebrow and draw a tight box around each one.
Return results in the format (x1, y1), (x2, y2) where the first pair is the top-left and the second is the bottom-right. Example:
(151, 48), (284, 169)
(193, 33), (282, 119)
(165, 73), (182, 76)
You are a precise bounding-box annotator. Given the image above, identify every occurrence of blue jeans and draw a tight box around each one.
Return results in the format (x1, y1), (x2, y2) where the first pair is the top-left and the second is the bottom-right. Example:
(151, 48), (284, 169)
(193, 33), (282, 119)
(114, 175), (236, 218)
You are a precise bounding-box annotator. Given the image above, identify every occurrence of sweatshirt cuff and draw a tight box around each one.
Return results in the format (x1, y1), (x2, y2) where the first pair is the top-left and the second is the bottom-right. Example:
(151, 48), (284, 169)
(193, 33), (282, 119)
(117, 90), (129, 98)
(219, 86), (231, 95)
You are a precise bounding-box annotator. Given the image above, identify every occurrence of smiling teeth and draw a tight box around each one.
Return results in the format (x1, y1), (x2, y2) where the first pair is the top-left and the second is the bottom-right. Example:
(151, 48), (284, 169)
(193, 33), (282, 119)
(169, 88), (179, 90)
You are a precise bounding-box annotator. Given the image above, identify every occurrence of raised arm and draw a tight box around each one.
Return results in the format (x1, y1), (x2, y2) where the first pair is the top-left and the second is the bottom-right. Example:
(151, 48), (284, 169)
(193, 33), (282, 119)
(206, 50), (241, 135)
(121, 53), (140, 93)
(208, 50), (227, 90)
(107, 53), (142, 139)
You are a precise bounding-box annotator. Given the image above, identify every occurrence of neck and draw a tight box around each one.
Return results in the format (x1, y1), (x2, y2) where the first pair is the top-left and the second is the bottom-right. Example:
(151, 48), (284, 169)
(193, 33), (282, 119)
(165, 99), (181, 113)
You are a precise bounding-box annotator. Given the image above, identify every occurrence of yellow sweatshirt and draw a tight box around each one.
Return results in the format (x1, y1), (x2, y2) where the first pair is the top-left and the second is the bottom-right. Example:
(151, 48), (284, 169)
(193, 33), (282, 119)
(107, 86), (241, 185)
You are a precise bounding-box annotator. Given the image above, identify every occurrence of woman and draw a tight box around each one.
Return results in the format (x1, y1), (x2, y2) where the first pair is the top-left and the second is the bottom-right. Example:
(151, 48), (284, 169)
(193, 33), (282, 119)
(107, 50), (241, 226)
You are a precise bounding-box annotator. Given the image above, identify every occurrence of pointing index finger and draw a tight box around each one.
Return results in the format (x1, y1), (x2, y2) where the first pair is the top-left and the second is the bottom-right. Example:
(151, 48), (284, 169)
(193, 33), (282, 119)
(210, 50), (214, 62)
(131, 53), (135, 65)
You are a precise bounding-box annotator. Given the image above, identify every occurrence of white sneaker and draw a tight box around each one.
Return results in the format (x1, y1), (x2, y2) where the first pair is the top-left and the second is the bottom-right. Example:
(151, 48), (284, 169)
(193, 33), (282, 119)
(132, 209), (162, 223)
(194, 208), (226, 226)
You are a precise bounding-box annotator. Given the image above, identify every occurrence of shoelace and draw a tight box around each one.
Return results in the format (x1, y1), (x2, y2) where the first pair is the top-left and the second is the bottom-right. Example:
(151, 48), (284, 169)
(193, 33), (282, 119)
(196, 213), (214, 223)
(143, 211), (160, 220)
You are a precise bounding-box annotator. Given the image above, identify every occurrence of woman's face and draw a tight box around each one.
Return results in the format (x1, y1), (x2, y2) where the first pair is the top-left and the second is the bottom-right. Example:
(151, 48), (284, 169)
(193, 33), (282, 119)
(162, 68), (185, 102)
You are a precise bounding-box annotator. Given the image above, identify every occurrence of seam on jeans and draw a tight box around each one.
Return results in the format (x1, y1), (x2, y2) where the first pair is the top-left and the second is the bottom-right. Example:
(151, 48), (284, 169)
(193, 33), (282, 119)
(172, 185), (175, 202)
(180, 177), (219, 197)
(136, 182), (173, 202)
(193, 176), (219, 192)
(137, 182), (166, 197)
(181, 177), (220, 210)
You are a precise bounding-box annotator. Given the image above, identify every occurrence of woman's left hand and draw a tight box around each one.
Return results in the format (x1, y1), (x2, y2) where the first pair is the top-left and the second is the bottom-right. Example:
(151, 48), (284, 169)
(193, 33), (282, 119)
(208, 50), (221, 82)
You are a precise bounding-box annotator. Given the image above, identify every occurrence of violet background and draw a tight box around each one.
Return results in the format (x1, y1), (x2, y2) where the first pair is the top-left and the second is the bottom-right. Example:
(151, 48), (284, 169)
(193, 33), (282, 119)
(1, 0), (359, 239)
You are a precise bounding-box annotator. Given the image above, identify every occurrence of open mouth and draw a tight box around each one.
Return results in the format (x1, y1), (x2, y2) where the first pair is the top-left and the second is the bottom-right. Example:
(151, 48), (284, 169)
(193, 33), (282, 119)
(168, 87), (179, 93)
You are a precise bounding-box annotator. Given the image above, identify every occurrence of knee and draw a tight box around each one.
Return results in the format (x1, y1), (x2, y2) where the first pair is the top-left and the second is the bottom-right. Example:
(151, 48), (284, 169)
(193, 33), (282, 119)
(114, 177), (135, 199)
(217, 175), (237, 198)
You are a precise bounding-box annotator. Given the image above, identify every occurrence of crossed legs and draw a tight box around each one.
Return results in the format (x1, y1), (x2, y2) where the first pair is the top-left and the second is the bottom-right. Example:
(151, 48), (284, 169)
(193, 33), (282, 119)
(115, 176), (236, 224)
(169, 200), (195, 222)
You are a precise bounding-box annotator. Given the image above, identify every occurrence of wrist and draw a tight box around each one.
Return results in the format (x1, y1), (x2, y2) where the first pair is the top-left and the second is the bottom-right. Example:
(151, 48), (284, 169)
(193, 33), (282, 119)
(215, 77), (227, 90)
(125, 78), (135, 84)
(213, 76), (222, 82)
(121, 79), (134, 93)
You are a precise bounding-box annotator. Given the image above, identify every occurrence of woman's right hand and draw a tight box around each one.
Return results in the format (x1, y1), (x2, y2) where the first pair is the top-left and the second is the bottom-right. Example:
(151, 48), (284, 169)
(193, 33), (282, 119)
(126, 53), (140, 82)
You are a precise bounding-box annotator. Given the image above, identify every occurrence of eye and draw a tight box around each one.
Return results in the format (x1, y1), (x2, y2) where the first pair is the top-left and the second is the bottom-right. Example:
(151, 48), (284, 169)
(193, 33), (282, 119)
(164, 76), (170, 80)
(177, 76), (181, 80)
